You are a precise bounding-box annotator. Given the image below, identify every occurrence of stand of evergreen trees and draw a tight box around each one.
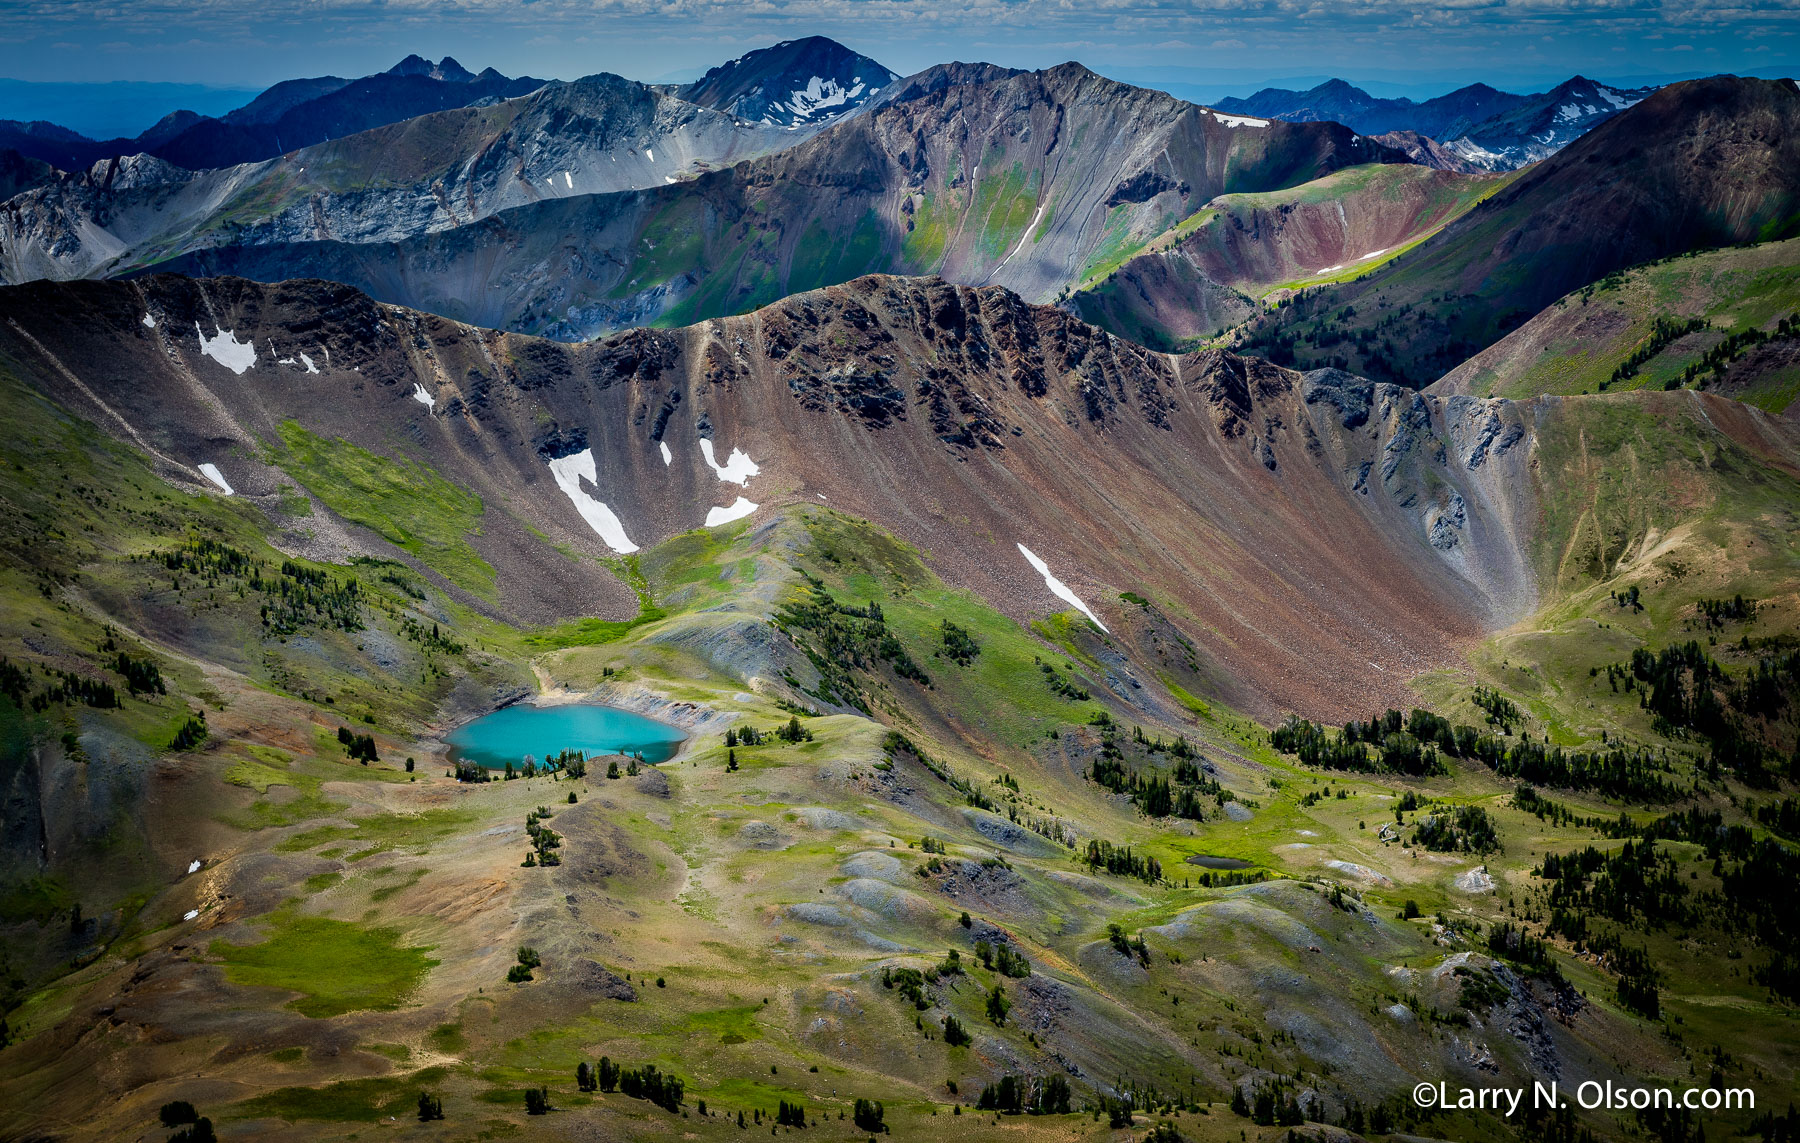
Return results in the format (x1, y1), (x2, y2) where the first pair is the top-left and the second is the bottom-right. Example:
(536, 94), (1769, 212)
(975, 1074), (1071, 1114)
(772, 574), (929, 711)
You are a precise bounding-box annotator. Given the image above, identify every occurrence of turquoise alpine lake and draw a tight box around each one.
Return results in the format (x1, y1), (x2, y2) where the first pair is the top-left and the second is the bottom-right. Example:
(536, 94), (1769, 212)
(445, 702), (686, 769)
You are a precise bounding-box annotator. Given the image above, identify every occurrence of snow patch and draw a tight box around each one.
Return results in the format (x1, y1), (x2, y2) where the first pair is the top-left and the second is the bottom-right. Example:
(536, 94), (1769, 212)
(645, 148), (654, 161)
(194, 324), (256, 374)
(301, 352), (319, 373)
(411, 383), (436, 411)
(698, 438), (759, 485)
(1210, 110), (1268, 128)
(1358, 247), (1389, 260)
(197, 463), (234, 495)
(563, 171), (573, 189)
(659, 441), (672, 466)
(183, 909), (199, 921)
(187, 859), (201, 874)
(547, 448), (639, 554)
(705, 497), (758, 527)
(142, 312), (156, 329)
(785, 75), (865, 119)
(1016, 544), (1108, 632)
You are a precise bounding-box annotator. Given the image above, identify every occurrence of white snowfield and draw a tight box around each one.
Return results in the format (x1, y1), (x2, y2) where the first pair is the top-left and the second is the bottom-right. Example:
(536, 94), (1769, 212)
(195, 324), (256, 374)
(141, 312), (156, 329)
(777, 75), (866, 118)
(1209, 110), (1268, 128)
(1017, 544), (1109, 632)
(699, 438), (760, 485)
(197, 463), (234, 495)
(705, 497), (758, 527)
(659, 441), (673, 466)
(187, 859), (202, 874)
(183, 909), (199, 922)
(299, 353), (319, 374)
(547, 448), (639, 554)
(411, 383), (436, 410)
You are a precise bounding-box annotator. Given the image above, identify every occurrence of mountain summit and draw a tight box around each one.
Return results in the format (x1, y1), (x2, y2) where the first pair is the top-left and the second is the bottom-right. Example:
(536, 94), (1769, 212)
(678, 36), (897, 127)
(384, 54), (479, 83)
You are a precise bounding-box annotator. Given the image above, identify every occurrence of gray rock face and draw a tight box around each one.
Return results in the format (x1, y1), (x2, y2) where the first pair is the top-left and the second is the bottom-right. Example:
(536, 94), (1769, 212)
(1426, 491), (1468, 551)
(570, 958), (637, 1001)
(0, 74), (793, 285)
(1301, 367), (1373, 429)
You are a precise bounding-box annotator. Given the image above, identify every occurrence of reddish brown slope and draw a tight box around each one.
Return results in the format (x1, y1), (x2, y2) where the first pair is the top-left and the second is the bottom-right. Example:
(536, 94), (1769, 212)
(0, 274), (1585, 720)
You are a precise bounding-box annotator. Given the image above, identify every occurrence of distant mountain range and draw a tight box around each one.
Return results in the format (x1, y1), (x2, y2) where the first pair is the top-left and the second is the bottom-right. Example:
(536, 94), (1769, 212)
(0, 59), (1399, 339)
(0, 56), (549, 173)
(0, 39), (898, 180)
(1216, 75), (1658, 168)
(0, 39), (1787, 386)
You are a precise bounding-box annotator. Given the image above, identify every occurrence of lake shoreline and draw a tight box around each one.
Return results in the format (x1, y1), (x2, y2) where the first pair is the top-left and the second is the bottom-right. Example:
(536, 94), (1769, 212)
(444, 699), (690, 771)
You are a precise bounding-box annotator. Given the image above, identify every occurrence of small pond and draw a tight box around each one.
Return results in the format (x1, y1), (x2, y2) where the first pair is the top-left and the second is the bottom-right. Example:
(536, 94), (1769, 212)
(446, 702), (686, 769)
(1185, 854), (1254, 870)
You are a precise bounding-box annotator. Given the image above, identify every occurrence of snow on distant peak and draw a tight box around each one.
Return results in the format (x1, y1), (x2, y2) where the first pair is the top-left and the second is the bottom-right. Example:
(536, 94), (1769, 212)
(1017, 544), (1108, 632)
(1209, 110), (1268, 128)
(782, 75), (865, 119)
(705, 497), (758, 527)
(194, 323), (256, 374)
(197, 463), (234, 495)
(411, 383), (436, 411)
(547, 448), (639, 554)
(699, 438), (759, 485)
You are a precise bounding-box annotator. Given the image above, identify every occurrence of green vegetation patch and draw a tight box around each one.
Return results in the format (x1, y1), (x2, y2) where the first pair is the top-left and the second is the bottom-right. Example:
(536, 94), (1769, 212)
(275, 807), (475, 857)
(788, 210), (884, 295)
(273, 421), (494, 597)
(900, 191), (953, 271)
(231, 1067), (448, 1122)
(0, 874), (74, 925)
(212, 913), (438, 1018)
(972, 161), (1041, 262)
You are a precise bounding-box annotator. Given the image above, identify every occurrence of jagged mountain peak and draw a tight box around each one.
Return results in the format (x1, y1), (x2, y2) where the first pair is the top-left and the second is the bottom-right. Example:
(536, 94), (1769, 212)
(678, 35), (898, 127)
(386, 54), (478, 83)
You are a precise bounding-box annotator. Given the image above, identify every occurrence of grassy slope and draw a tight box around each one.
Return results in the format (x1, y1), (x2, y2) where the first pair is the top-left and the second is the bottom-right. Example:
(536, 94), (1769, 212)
(1071, 165), (1512, 352)
(1441, 238), (1800, 411)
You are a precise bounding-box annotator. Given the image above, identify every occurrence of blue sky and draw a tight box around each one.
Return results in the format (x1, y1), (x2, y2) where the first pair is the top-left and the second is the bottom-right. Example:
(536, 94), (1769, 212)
(0, 0), (1794, 134)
